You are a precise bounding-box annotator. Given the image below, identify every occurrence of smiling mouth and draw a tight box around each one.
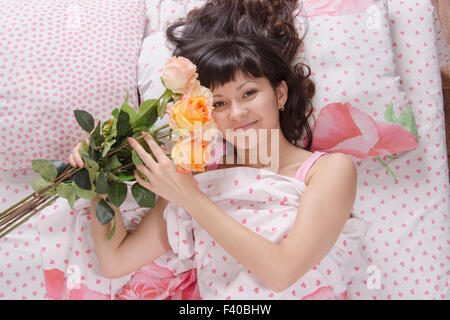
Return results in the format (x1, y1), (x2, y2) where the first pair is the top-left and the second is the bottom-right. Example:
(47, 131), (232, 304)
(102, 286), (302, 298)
(234, 120), (258, 131)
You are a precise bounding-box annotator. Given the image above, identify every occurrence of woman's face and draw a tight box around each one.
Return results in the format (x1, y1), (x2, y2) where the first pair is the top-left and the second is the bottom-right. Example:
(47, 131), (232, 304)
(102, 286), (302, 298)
(210, 70), (287, 149)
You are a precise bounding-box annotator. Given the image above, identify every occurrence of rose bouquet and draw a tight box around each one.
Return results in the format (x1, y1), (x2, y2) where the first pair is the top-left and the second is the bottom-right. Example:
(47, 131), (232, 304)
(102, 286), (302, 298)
(0, 57), (218, 240)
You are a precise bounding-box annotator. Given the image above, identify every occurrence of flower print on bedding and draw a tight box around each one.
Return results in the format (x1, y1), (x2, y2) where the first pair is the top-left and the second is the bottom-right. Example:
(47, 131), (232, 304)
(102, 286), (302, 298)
(153, 166), (370, 300)
(298, 0), (375, 17)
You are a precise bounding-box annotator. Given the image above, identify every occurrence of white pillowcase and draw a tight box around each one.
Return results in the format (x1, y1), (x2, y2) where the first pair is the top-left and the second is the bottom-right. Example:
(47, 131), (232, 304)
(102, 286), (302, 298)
(137, 31), (174, 135)
(0, 0), (146, 170)
(293, 0), (417, 158)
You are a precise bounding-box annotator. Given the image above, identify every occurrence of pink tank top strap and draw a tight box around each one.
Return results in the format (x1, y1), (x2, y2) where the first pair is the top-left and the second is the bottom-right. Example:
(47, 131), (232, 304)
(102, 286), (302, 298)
(295, 151), (328, 184)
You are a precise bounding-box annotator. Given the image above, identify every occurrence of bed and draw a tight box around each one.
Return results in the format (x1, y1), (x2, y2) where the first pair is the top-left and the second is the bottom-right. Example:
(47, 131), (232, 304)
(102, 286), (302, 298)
(0, 0), (449, 300)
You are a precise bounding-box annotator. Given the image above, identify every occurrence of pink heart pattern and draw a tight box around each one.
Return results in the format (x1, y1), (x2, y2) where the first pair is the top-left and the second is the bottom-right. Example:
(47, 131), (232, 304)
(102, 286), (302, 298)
(1, 0), (450, 300)
(0, 0), (145, 170)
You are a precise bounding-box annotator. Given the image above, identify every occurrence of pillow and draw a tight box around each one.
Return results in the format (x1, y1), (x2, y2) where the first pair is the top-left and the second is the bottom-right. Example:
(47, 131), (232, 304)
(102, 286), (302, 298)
(137, 31), (174, 143)
(0, 0), (146, 170)
(293, 0), (419, 164)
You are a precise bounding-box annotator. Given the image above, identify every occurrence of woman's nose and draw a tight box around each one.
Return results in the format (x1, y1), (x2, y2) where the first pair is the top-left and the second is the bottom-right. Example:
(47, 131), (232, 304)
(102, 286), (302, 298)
(228, 101), (248, 120)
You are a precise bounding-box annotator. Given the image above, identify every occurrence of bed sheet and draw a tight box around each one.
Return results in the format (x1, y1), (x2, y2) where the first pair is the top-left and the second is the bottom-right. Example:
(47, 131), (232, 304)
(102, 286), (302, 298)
(347, 0), (450, 299)
(0, 0), (449, 300)
(0, 169), (47, 299)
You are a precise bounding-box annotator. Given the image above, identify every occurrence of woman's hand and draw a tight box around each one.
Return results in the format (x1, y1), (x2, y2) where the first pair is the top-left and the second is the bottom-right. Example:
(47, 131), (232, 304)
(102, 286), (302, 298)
(128, 132), (202, 210)
(68, 136), (90, 168)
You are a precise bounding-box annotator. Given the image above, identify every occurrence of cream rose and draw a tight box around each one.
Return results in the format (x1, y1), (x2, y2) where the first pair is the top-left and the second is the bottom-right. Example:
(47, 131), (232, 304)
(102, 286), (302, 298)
(161, 56), (198, 94)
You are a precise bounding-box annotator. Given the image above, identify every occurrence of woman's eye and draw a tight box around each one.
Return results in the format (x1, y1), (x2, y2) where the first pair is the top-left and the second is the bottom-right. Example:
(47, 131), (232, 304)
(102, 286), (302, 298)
(213, 101), (226, 109)
(244, 89), (256, 97)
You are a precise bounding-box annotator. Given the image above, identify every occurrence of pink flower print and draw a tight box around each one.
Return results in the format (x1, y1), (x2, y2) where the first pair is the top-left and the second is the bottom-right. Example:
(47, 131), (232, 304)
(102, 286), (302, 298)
(67, 284), (110, 300)
(44, 268), (109, 300)
(298, 0), (375, 17)
(44, 268), (66, 300)
(118, 262), (200, 300)
(307, 102), (418, 159)
(306, 102), (418, 178)
(301, 286), (347, 299)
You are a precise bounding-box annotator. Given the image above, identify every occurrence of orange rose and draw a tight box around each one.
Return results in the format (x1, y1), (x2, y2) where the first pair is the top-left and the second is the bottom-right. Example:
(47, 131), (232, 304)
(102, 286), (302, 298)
(168, 94), (213, 134)
(171, 137), (212, 173)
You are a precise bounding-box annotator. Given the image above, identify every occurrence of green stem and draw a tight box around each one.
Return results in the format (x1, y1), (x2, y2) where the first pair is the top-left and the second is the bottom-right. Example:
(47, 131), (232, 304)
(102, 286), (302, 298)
(105, 126), (170, 158)
(0, 192), (50, 226)
(0, 195), (58, 239)
(0, 192), (36, 218)
(0, 165), (78, 223)
(152, 123), (170, 134)
(376, 156), (397, 179)
(113, 162), (136, 174)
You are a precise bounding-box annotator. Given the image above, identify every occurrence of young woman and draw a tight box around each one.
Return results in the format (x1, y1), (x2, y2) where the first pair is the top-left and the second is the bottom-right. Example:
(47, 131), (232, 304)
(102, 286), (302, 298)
(68, 0), (367, 299)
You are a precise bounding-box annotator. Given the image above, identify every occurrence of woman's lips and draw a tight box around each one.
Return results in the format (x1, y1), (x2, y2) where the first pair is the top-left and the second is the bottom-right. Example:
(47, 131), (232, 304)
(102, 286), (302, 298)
(234, 120), (258, 131)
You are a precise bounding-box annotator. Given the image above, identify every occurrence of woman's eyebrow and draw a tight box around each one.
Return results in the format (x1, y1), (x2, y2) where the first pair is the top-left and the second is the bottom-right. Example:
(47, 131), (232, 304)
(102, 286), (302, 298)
(213, 81), (256, 97)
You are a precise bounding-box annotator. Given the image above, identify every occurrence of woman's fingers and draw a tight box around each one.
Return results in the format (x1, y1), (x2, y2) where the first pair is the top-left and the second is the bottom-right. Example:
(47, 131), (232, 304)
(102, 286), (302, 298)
(68, 153), (76, 167)
(134, 167), (153, 191)
(141, 132), (169, 163)
(74, 142), (85, 168)
(68, 139), (89, 168)
(128, 137), (157, 168)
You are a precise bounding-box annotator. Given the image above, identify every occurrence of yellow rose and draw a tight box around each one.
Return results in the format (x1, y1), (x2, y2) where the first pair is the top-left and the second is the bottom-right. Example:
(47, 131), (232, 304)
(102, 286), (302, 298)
(168, 94), (213, 134)
(171, 137), (212, 173)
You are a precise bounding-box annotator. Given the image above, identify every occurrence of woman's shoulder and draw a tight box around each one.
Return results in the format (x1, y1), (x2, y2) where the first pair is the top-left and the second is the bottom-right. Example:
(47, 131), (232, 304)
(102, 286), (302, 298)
(305, 152), (356, 185)
(280, 150), (353, 186)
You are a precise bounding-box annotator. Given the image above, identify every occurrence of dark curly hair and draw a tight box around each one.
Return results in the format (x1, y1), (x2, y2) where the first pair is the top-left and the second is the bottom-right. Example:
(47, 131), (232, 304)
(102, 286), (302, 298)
(165, 0), (315, 149)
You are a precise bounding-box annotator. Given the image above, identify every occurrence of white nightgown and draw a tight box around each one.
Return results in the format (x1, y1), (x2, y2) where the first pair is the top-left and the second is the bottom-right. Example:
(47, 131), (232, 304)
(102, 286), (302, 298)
(153, 152), (369, 300)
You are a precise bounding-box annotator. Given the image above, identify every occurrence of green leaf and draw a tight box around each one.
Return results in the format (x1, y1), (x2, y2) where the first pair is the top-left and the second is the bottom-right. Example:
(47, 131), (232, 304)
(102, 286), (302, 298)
(84, 155), (99, 172)
(74, 110), (95, 133)
(105, 154), (122, 171)
(80, 139), (89, 153)
(56, 182), (77, 208)
(30, 177), (53, 192)
(107, 172), (121, 182)
(90, 121), (104, 147)
(117, 174), (135, 182)
(50, 160), (71, 177)
(384, 101), (398, 123)
(88, 138), (101, 162)
(83, 157), (99, 185)
(95, 172), (109, 194)
(31, 159), (58, 182)
(134, 99), (159, 128)
(101, 139), (117, 157)
(106, 218), (116, 240)
(116, 110), (131, 139)
(131, 182), (155, 208)
(107, 182), (128, 208)
(158, 89), (173, 118)
(96, 199), (115, 225)
(121, 92), (138, 125)
(131, 149), (144, 165)
(73, 168), (92, 190)
(73, 182), (96, 200)
(111, 108), (119, 119)
(133, 126), (150, 134)
(398, 107), (419, 141)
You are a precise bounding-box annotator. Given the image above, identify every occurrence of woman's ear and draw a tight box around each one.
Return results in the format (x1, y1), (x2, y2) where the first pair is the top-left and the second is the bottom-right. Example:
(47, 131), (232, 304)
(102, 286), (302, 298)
(276, 80), (288, 107)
